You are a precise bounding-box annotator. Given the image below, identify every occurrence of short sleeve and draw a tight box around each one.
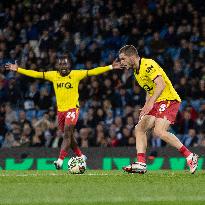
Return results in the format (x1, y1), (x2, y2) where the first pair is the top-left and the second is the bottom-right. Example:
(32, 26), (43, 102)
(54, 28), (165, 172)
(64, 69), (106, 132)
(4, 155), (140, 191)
(44, 71), (56, 81)
(145, 60), (162, 81)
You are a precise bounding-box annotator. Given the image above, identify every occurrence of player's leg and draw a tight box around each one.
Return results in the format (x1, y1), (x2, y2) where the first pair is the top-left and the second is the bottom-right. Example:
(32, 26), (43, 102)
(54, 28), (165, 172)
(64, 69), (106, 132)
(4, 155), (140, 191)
(135, 115), (156, 162)
(54, 111), (67, 169)
(70, 134), (86, 159)
(153, 118), (183, 148)
(67, 108), (86, 159)
(54, 108), (86, 170)
(153, 117), (198, 174)
(123, 115), (155, 173)
(60, 124), (75, 157)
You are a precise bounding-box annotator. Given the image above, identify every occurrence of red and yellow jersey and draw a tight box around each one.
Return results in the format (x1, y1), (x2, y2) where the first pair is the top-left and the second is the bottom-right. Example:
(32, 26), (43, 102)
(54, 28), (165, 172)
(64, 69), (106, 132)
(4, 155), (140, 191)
(18, 66), (112, 111)
(134, 58), (181, 102)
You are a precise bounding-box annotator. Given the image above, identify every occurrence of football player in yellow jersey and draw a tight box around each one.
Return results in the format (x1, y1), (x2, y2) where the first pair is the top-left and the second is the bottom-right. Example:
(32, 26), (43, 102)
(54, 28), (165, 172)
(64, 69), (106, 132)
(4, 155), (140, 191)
(118, 45), (198, 174)
(5, 55), (121, 170)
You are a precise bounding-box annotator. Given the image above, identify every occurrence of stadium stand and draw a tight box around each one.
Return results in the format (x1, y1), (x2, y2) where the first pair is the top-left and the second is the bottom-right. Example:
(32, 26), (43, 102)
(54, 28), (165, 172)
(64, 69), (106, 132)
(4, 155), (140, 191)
(0, 0), (204, 148)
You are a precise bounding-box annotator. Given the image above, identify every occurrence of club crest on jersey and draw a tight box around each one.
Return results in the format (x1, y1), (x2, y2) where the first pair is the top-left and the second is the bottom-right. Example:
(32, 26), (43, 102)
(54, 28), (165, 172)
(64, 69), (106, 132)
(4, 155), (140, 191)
(57, 82), (73, 89)
(146, 65), (154, 73)
(143, 84), (153, 91)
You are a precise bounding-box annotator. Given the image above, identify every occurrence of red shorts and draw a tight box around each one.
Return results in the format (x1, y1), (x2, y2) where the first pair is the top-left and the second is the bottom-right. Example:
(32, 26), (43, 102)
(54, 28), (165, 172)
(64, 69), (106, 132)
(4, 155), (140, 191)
(148, 100), (180, 124)
(57, 108), (80, 132)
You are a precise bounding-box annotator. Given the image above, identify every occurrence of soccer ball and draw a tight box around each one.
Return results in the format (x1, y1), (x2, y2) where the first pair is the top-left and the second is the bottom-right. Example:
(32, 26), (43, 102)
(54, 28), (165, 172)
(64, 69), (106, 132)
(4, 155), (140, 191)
(68, 156), (86, 174)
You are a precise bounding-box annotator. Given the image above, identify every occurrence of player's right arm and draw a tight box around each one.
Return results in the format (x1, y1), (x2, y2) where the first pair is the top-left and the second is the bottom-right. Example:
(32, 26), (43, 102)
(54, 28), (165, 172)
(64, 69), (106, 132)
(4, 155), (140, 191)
(5, 62), (54, 81)
(146, 92), (151, 102)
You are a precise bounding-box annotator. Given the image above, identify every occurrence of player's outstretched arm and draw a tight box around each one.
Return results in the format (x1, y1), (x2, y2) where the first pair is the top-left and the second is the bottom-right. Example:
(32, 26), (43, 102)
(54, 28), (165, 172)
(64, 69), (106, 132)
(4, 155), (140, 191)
(5, 61), (44, 79)
(87, 59), (121, 76)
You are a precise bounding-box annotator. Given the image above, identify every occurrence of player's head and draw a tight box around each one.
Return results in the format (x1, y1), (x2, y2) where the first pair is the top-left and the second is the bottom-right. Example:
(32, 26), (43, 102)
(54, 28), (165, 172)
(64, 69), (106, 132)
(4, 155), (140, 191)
(119, 45), (139, 69)
(57, 54), (72, 76)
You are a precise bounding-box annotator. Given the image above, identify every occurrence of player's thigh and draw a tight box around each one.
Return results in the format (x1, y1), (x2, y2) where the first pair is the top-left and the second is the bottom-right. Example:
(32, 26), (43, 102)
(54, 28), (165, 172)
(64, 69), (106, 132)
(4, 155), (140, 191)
(64, 124), (75, 136)
(135, 115), (156, 133)
(57, 111), (66, 133)
(153, 117), (171, 136)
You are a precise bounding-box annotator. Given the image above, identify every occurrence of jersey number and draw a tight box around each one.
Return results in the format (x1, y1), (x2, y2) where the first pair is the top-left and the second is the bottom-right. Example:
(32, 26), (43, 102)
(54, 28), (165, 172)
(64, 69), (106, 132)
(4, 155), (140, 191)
(159, 104), (166, 112)
(66, 112), (76, 120)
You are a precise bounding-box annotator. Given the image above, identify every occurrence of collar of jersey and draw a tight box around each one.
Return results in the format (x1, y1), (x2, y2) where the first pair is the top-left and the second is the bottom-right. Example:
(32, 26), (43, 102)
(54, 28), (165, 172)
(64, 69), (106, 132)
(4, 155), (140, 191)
(135, 57), (142, 75)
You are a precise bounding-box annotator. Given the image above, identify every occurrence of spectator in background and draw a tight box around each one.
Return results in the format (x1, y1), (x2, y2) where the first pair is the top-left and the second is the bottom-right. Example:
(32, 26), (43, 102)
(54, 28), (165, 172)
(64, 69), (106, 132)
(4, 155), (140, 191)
(178, 110), (196, 135)
(96, 131), (107, 147)
(5, 103), (17, 127)
(2, 132), (20, 148)
(49, 130), (63, 148)
(18, 110), (30, 127)
(19, 123), (32, 147)
(0, 0), (204, 149)
(196, 111), (205, 132)
(10, 121), (21, 141)
(108, 125), (119, 147)
(0, 74), (8, 103)
(79, 128), (90, 148)
(30, 126), (45, 147)
(6, 76), (21, 106)
(37, 87), (52, 111)
(181, 128), (199, 147)
(24, 83), (40, 108)
(0, 104), (7, 146)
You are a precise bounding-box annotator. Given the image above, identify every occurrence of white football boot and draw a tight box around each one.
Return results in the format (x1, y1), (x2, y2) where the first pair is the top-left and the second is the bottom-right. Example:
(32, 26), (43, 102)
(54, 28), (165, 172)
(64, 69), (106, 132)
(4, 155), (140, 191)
(123, 162), (147, 174)
(81, 154), (87, 161)
(186, 153), (199, 174)
(54, 158), (63, 170)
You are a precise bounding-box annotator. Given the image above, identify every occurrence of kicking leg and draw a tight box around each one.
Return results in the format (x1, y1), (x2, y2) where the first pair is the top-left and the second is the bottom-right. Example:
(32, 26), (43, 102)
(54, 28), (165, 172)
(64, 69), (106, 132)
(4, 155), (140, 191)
(70, 130), (87, 160)
(153, 117), (199, 174)
(54, 124), (75, 169)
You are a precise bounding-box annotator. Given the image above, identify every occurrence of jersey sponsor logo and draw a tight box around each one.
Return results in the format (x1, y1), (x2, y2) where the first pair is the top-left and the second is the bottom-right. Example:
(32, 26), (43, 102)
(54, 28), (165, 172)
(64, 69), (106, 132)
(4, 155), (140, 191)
(146, 65), (154, 73)
(57, 82), (73, 89)
(143, 84), (153, 91)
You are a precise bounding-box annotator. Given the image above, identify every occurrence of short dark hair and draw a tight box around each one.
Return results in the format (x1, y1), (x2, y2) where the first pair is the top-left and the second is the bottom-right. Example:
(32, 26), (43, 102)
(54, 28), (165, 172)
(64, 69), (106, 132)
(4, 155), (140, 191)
(119, 45), (138, 56)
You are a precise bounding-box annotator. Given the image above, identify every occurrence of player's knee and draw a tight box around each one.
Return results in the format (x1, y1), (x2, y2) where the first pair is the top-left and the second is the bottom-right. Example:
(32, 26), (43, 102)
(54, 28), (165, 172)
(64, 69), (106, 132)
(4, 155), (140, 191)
(153, 128), (165, 138)
(135, 124), (144, 135)
(64, 125), (75, 138)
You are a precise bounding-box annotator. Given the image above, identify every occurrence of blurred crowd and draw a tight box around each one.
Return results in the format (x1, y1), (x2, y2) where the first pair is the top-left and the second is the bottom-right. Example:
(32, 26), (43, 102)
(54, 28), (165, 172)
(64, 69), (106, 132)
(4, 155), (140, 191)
(0, 0), (205, 149)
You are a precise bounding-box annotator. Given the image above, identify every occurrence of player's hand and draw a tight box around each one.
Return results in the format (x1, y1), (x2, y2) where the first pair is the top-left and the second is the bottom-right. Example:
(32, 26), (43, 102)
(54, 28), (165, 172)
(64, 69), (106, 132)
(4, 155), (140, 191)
(139, 101), (154, 121)
(112, 58), (122, 69)
(5, 60), (18, 72)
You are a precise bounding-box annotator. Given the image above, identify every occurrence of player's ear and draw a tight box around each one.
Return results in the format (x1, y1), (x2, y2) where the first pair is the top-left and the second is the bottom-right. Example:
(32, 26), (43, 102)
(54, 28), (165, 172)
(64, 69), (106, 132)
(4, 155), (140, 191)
(129, 56), (135, 66)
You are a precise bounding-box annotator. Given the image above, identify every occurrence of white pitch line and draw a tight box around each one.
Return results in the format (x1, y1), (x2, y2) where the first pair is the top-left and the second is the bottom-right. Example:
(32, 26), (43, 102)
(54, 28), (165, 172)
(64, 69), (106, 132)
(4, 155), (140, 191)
(0, 173), (121, 177)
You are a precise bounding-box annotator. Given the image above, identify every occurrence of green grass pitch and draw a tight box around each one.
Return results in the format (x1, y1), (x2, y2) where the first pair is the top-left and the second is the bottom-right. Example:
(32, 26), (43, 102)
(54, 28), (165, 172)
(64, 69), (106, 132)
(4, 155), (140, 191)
(0, 170), (204, 205)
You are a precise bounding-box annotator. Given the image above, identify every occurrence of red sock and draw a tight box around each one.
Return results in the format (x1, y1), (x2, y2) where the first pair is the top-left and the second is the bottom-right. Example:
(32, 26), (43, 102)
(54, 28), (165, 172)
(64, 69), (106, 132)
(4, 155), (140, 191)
(73, 147), (82, 157)
(59, 149), (68, 160)
(179, 145), (192, 158)
(137, 153), (146, 163)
